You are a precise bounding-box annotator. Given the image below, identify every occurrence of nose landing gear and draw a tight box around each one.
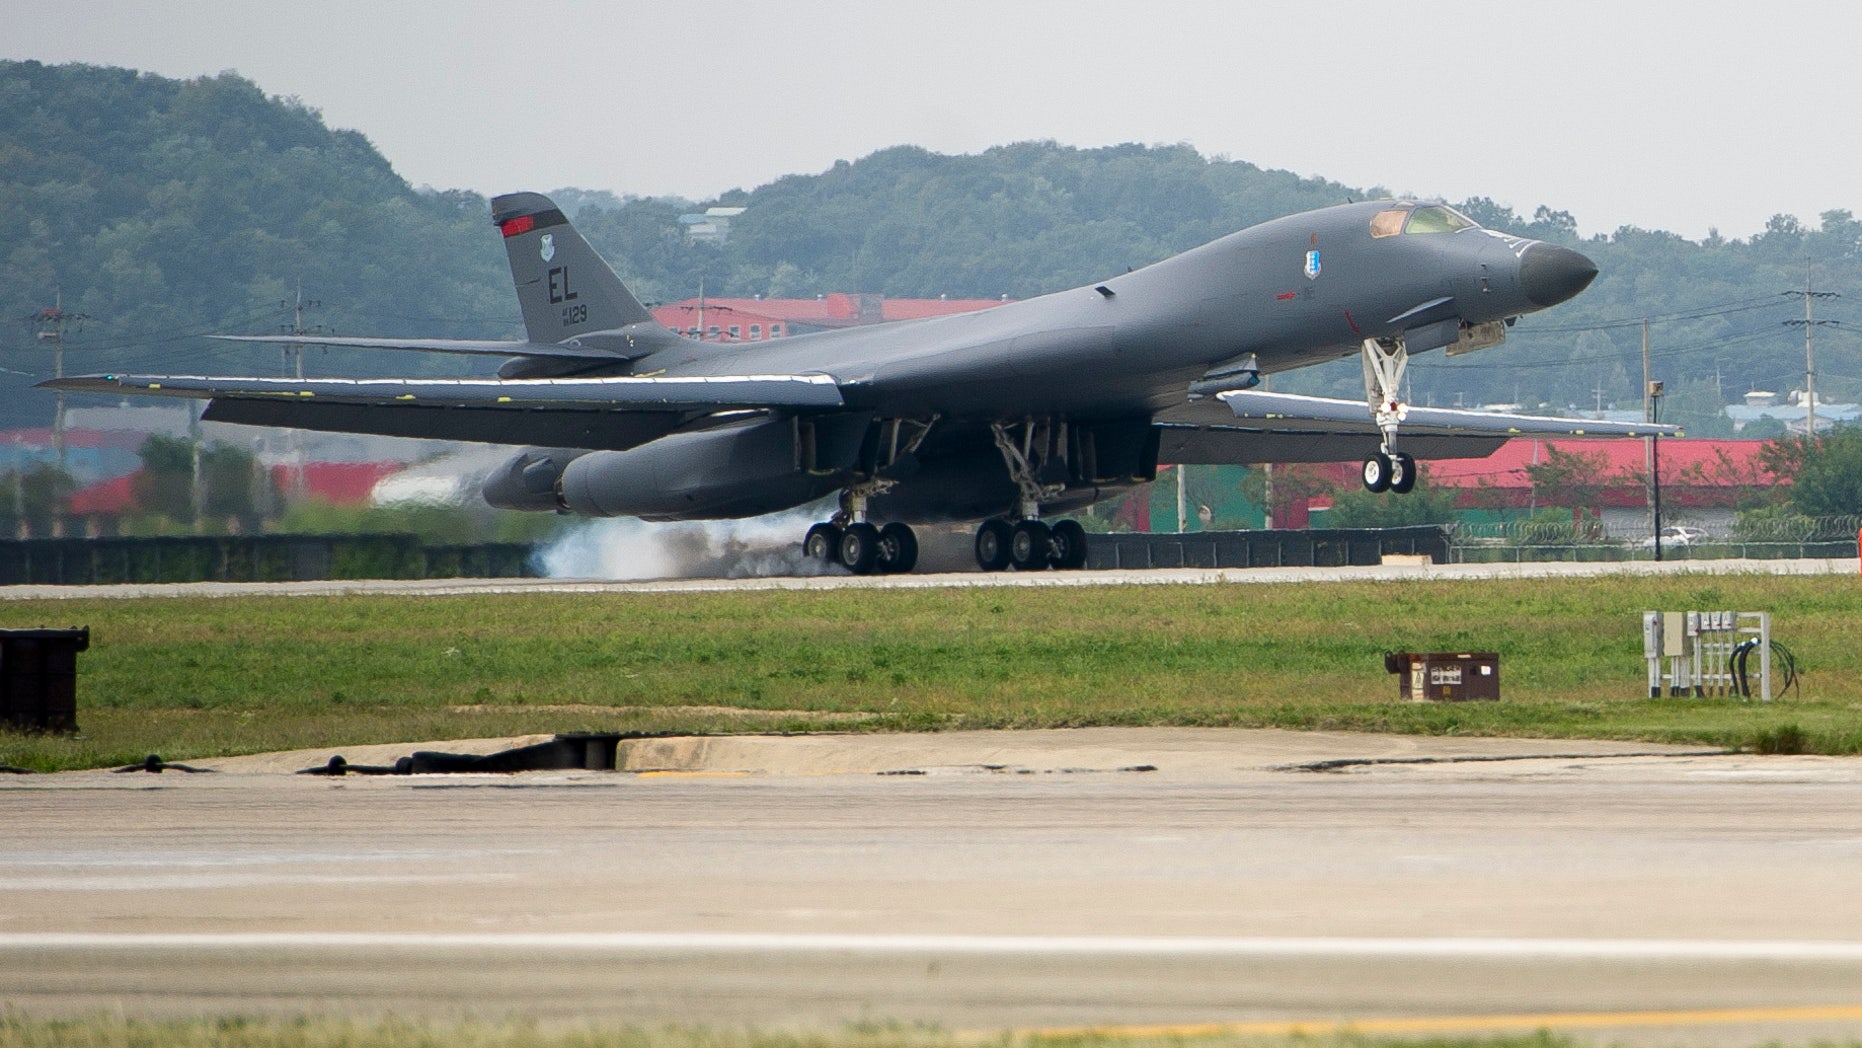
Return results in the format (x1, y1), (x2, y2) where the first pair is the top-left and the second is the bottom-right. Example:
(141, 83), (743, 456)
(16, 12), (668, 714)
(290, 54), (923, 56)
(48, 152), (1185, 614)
(1360, 336), (1418, 495)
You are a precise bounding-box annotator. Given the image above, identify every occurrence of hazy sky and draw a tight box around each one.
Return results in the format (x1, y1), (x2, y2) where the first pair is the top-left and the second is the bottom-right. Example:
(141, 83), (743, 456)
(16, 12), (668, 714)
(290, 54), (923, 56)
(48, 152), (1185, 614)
(11, 0), (1860, 241)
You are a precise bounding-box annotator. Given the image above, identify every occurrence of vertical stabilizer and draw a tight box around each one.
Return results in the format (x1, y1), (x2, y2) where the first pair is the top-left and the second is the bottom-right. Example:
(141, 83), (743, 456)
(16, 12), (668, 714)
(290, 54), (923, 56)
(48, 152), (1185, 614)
(490, 192), (660, 344)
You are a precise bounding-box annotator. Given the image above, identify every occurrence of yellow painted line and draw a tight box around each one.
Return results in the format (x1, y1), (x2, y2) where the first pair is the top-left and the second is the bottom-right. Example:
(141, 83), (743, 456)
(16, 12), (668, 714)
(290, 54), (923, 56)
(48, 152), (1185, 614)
(1015, 1004), (1862, 1040)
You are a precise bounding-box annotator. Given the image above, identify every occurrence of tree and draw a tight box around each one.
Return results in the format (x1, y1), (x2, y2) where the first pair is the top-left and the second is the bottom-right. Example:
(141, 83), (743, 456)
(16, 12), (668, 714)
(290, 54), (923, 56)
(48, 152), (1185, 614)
(199, 442), (265, 523)
(1238, 463), (1333, 527)
(1761, 428), (1862, 519)
(16, 464), (74, 537)
(132, 434), (196, 523)
(1523, 444), (1611, 516)
(1323, 467), (1460, 528)
(1661, 377), (1736, 439)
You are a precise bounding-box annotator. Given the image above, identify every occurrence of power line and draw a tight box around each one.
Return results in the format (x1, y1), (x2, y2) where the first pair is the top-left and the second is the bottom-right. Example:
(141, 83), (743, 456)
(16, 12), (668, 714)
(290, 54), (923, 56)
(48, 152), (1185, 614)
(25, 293), (90, 473)
(1520, 296), (1791, 334)
(1783, 263), (1840, 433)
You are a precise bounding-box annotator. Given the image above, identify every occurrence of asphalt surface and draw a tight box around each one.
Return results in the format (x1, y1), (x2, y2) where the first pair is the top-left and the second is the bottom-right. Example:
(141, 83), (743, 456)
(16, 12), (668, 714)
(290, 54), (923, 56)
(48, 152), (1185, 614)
(7, 727), (1862, 1045)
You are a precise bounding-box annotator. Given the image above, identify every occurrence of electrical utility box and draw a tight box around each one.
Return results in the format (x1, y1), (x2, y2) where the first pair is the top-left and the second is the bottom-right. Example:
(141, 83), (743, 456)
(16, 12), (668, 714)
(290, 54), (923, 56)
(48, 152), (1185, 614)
(1385, 651), (1500, 702)
(0, 627), (90, 733)
(1642, 611), (1770, 701)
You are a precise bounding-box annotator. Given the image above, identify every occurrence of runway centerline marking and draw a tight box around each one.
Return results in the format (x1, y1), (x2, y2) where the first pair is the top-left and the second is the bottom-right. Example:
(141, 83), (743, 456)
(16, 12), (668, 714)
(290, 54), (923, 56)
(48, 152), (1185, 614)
(7, 933), (1862, 959)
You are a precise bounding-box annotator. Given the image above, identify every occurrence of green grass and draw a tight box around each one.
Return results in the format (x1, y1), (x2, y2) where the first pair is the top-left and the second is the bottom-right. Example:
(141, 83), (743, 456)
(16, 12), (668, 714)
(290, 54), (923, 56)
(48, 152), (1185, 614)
(3, 573), (1860, 771)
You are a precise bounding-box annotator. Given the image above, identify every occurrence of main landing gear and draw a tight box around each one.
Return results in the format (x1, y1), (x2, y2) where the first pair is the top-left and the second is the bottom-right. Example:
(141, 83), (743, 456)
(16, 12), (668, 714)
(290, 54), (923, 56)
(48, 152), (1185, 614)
(972, 517), (1088, 572)
(803, 519), (918, 575)
(803, 476), (920, 576)
(799, 416), (1098, 575)
(1360, 336), (1417, 495)
(970, 418), (1089, 572)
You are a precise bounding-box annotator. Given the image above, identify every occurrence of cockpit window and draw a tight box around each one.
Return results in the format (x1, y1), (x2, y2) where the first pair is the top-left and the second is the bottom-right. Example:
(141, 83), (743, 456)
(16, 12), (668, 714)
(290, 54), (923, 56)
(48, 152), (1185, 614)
(1404, 205), (1478, 234)
(1370, 208), (1409, 238)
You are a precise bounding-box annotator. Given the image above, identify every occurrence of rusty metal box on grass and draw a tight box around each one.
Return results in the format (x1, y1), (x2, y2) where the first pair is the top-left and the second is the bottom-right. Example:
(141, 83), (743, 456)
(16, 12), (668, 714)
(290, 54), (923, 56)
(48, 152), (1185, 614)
(1384, 650), (1500, 702)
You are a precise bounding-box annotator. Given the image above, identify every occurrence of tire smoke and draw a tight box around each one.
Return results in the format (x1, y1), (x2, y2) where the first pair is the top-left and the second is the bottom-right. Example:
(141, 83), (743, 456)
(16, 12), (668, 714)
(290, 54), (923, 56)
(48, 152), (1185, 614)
(535, 504), (844, 580)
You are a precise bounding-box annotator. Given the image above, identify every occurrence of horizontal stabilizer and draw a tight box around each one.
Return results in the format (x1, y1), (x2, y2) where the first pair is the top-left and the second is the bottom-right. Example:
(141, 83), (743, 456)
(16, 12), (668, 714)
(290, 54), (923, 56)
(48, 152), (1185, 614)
(210, 330), (676, 360)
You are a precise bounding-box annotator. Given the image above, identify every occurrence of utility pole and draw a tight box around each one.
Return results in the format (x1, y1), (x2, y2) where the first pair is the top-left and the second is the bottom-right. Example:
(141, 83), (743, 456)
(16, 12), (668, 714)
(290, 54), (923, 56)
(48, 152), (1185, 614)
(1642, 318), (1654, 545)
(1261, 373), (1274, 528)
(278, 282), (323, 502)
(1783, 262), (1838, 438)
(1649, 380), (1665, 562)
(29, 292), (90, 476)
(281, 281), (321, 381)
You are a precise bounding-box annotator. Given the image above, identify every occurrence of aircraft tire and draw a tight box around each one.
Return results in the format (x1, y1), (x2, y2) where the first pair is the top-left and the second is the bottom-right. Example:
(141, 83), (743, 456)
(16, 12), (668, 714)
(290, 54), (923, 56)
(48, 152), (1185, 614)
(1049, 519), (1088, 569)
(1390, 453), (1417, 494)
(974, 519), (1014, 572)
(1009, 520), (1053, 571)
(876, 522), (919, 574)
(1362, 454), (1393, 493)
(804, 522), (842, 563)
(839, 522), (880, 575)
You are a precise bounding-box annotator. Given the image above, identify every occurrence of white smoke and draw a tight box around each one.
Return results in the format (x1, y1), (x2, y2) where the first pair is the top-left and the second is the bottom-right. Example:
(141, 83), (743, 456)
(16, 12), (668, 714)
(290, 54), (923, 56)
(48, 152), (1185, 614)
(536, 503), (845, 580)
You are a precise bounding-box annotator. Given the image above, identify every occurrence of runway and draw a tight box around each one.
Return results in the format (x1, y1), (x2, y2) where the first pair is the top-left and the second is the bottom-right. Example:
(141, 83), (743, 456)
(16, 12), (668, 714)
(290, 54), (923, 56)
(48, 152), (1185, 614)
(1, 554), (1854, 600)
(6, 728), (1862, 1044)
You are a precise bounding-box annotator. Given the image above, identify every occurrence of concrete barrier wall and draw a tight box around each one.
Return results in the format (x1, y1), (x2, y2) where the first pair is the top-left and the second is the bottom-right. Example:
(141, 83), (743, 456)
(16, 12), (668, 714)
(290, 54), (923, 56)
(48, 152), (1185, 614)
(0, 536), (538, 586)
(1083, 526), (1449, 571)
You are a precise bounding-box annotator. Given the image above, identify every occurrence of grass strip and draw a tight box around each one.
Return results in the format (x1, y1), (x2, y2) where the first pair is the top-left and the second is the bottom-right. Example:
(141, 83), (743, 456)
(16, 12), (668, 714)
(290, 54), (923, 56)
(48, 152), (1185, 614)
(2, 573), (1858, 771)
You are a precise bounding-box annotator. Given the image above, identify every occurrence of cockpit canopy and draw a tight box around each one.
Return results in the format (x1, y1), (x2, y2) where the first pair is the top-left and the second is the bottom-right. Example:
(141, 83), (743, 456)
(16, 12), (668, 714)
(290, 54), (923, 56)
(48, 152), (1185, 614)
(1369, 203), (1480, 238)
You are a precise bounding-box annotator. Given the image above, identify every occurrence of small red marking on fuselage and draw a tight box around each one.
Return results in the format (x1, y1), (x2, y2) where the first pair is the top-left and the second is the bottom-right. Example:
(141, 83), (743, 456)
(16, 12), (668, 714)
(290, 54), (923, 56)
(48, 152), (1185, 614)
(1276, 291), (1298, 301)
(1345, 310), (1362, 334)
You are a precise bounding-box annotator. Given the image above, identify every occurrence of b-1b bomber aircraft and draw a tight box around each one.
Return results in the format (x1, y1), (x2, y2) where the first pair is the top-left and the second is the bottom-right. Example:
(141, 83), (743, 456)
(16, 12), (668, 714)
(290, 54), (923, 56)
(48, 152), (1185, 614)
(48, 193), (1674, 574)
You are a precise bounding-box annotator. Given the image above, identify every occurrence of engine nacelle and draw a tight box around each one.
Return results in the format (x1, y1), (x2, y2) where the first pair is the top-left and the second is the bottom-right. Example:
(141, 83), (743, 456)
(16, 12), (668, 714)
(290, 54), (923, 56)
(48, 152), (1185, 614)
(556, 416), (840, 521)
(481, 449), (583, 512)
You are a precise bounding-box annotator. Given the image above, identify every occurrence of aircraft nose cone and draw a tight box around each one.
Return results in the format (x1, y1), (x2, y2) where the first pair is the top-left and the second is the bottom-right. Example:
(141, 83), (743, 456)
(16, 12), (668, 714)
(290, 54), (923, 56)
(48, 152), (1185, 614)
(1520, 243), (1598, 307)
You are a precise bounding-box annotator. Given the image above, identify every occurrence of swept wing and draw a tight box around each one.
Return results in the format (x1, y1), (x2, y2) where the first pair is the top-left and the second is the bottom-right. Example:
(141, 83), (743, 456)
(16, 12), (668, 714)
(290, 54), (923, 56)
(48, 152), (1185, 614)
(1155, 389), (1679, 465)
(51, 372), (843, 451)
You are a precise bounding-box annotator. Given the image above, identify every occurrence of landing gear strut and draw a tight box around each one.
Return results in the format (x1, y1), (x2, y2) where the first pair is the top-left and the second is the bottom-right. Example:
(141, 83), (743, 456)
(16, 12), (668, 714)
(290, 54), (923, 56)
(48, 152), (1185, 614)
(1360, 337), (1417, 494)
(971, 419), (1091, 572)
(800, 418), (935, 576)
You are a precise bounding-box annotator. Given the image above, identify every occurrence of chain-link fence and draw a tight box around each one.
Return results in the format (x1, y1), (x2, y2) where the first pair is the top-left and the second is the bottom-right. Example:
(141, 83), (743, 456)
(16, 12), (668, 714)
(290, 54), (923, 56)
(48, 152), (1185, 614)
(1450, 515), (1860, 564)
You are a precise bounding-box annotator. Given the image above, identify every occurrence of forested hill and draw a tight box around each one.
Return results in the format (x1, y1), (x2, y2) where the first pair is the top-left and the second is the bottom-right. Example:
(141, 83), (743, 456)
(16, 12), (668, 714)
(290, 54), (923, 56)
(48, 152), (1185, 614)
(0, 61), (511, 426)
(4, 60), (1858, 432)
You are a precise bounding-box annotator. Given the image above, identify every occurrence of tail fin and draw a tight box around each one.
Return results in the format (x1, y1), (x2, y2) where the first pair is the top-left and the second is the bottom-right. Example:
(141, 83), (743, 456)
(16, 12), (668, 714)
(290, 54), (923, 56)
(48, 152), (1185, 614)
(490, 192), (666, 346)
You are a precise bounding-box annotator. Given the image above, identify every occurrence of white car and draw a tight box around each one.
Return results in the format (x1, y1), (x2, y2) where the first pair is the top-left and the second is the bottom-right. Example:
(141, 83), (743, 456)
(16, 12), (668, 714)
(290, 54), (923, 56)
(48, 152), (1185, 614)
(1641, 526), (1705, 549)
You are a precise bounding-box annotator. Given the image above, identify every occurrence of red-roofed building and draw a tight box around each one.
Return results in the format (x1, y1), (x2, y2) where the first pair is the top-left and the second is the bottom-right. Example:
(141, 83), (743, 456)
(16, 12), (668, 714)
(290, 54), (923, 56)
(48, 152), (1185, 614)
(1426, 438), (1773, 510)
(651, 293), (1009, 342)
(1301, 438), (1776, 536)
(61, 461), (407, 534)
(271, 461), (406, 504)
